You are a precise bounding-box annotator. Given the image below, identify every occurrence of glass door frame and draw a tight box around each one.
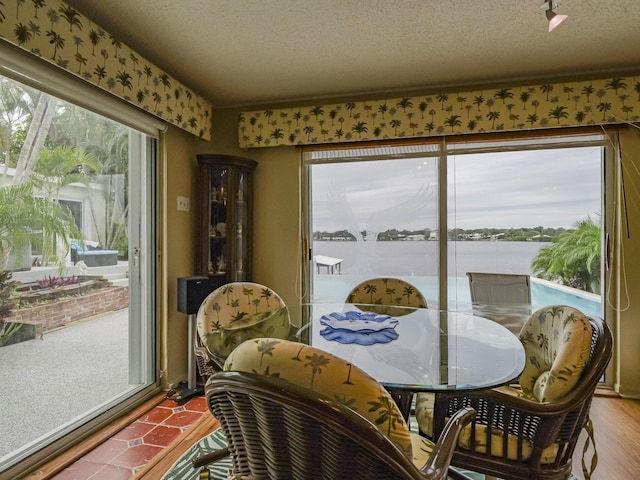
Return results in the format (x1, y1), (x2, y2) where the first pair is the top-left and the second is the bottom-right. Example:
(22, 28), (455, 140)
(301, 128), (616, 390)
(0, 44), (160, 479)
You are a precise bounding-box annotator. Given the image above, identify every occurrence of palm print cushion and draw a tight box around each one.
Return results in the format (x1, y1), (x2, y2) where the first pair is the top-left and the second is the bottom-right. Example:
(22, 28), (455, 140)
(197, 282), (290, 360)
(224, 338), (414, 457)
(346, 277), (427, 316)
(517, 304), (593, 402)
(415, 304), (594, 462)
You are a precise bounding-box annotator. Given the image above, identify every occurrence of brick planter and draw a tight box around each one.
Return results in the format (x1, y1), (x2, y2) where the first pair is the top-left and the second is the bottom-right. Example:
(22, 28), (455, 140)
(5, 285), (129, 335)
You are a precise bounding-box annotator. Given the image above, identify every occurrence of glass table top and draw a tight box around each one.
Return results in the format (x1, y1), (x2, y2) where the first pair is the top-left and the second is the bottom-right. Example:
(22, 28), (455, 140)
(289, 303), (526, 393)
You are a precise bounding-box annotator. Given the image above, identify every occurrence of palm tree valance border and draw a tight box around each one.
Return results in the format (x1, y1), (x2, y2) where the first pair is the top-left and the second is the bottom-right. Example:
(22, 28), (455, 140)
(0, 0), (212, 140)
(238, 74), (640, 149)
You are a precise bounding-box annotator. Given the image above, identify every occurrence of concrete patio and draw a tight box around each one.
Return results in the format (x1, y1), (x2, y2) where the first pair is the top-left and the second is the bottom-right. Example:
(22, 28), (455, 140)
(0, 309), (133, 462)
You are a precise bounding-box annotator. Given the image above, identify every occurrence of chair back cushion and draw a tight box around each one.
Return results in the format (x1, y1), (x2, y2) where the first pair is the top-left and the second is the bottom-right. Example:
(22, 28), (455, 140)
(518, 305), (593, 402)
(197, 282), (290, 360)
(224, 338), (413, 457)
(346, 277), (427, 316)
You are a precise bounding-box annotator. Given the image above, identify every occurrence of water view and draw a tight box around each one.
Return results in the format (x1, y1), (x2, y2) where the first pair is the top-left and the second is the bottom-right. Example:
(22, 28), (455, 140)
(314, 240), (545, 277)
(312, 240), (601, 317)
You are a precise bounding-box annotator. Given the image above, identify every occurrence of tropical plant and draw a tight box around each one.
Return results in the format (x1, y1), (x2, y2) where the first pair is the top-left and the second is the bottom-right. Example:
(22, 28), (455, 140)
(0, 183), (82, 271)
(0, 77), (33, 172)
(47, 104), (129, 250)
(31, 145), (100, 201)
(531, 216), (601, 293)
(37, 275), (80, 289)
(0, 269), (20, 347)
(11, 92), (58, 185)
(0, 269), (15, 319)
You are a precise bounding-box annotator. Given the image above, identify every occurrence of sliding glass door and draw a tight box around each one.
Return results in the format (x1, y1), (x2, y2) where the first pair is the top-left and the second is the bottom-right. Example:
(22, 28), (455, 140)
(445, 136), (604, 314)
(304, 132), (608, 340)
(0, 71), (156, 474)
(308, 146), (440, 304)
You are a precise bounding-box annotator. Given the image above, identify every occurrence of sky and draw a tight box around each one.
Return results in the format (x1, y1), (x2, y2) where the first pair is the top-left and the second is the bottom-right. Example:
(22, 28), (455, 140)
(311, 146), (602, 232)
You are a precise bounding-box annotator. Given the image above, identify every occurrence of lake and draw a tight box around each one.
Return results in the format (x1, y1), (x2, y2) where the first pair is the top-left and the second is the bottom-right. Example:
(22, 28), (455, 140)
(313, 240), (547, 277)
(312, 240), (602, 317)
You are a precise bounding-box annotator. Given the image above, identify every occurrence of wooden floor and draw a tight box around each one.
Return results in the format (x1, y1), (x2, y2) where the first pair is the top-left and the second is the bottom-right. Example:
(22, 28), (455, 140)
(570, 393), (640, 479)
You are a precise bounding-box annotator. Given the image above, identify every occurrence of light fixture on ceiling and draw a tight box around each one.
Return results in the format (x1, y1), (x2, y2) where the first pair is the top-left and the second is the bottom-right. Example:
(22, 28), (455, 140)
(540, 0), (568, 32)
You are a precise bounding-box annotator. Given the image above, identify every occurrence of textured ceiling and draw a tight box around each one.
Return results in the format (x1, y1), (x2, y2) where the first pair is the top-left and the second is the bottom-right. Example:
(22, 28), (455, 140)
(65, 0), (640, 109)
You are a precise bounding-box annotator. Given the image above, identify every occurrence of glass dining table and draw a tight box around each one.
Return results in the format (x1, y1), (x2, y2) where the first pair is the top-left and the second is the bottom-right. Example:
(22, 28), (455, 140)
(289, 303), (526, 420)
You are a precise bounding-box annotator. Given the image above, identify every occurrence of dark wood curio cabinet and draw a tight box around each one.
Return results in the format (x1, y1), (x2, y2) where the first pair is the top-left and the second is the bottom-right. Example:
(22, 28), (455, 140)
(196, 154), (257, 289)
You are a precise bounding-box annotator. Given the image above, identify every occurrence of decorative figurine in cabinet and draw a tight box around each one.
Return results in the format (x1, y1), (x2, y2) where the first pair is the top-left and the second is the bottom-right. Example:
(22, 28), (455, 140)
(196, 154), (257, 289)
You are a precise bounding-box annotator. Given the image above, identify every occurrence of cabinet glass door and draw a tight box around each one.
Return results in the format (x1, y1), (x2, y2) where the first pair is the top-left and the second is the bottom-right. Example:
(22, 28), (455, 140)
(197, 154), (256, 284)
(207, 167), (228, 276)
(235, 170), (248, 281)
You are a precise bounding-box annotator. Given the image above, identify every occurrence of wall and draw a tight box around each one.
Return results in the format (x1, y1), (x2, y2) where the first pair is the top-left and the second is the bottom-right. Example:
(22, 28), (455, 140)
(180, 108), (640, 398)
(158, 109), (302, 388)
(162, 125), (202, 388)
(195, 110), (302, 306)
(615, 128), (640, 398)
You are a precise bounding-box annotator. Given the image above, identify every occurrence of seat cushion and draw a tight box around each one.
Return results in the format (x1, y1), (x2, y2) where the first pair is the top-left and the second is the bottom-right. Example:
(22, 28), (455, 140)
(518, 305), (593, 402)
(197, 283), (290, 359)
(456, 423), (560, 463)
(415, 392), (435, 437)
(415, 389), (560, 464)
(409, 432), (437, 468)
(224, 338), (413, 457)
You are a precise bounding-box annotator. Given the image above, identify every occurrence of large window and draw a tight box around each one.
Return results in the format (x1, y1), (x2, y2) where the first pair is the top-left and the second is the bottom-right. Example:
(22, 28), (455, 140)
(0, 59), (157, 475)
(305, 132), (609, 355)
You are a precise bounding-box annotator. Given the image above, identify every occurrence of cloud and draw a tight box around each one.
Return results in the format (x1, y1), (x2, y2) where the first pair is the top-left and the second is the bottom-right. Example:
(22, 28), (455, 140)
(312, 146), (601, 231)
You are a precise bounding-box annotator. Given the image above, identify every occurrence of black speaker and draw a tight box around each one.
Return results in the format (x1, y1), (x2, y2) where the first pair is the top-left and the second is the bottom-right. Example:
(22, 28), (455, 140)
(177, 276), (217, 314)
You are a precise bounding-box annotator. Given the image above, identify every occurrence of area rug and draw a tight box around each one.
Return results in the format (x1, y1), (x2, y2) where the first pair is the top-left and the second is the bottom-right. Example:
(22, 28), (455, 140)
(161, 427), (231, 480)
(161, 428), (485, 480)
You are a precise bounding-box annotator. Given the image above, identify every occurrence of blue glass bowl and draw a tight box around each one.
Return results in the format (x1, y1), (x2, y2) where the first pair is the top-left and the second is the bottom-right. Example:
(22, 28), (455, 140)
(320, 311), (399, 345)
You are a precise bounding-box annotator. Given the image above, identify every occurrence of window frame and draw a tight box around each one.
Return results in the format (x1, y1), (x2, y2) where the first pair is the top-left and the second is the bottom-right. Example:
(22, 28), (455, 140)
(302, 127), (616, 389)
(0, 42), (161, 479)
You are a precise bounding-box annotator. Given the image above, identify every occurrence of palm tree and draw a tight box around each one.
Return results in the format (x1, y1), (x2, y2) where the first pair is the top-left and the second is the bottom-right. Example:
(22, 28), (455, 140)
(12, 92), (57, 185)
(0, 183), (81, 271)
(0, 78), (33, 173)
(31, 145), (100, 201)
(532, 216), (601, 293)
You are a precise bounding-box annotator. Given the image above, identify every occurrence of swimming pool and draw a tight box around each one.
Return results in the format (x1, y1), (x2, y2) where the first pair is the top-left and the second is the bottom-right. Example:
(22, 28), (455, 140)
(313, 275), (602, 318)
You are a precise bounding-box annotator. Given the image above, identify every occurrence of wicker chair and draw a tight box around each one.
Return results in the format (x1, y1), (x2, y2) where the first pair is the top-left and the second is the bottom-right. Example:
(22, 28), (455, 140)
(346, 277), (427, 316)
(416, 305), (613, 480)
(194, 282), (290, 378)
(193, 338), (476, 480)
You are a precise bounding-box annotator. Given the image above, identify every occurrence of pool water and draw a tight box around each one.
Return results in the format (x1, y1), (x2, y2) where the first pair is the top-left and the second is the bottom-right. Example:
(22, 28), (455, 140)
(313, 275), (602, 318)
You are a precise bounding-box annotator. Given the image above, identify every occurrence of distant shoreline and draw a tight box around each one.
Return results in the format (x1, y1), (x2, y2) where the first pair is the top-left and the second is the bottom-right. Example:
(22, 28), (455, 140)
(313, 239), (549, 277)
(314, 227), (563, 242)
(313, 238), (551, 242)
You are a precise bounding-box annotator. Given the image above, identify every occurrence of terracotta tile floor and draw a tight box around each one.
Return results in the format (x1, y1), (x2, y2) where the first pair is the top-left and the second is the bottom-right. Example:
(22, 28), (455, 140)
(51, 396), (208, 480)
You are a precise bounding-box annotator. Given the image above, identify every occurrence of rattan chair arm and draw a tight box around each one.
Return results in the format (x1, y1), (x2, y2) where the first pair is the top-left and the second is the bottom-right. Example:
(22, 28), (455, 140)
(191, 446), (230, 468)
(421, 407), (476, 478)
(461, 387), (587, 417)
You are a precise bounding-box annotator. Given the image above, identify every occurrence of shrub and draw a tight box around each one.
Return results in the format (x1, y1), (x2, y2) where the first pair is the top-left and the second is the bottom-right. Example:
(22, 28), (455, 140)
(0, 270), (16, 319)
(0, 270), (20, 347)
(37, 275), (80, 289)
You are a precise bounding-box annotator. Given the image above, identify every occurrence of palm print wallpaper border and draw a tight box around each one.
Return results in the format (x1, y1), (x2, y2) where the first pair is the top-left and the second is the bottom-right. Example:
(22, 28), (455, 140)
(0, 0), (212, 140)
(239, 74), (640, 148)
(3, 1), (638, 147)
